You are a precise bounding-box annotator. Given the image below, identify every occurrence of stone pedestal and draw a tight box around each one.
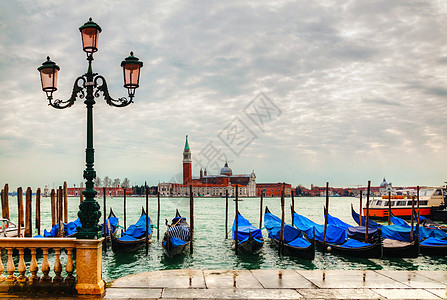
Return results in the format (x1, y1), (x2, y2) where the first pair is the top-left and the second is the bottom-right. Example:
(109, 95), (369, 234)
(75, 238), (105, 295)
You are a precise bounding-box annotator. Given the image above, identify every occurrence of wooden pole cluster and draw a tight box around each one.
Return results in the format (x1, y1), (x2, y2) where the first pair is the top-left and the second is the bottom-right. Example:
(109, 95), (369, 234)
(323, 182), (329, 254)
(235, 184), (239, 255)
(225, 189), (229, 239)
(190, 185), (194, 254)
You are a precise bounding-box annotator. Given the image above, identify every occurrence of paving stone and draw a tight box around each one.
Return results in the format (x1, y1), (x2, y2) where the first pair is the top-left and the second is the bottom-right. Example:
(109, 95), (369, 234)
(296, 270), (409, 289)
(250, 269), (316, 289)
(376, 270), (446, 288)
(103, 287), (163, 299)
(203, 270), (263, 289)
(417, 271), (447, 285)
(373, 288), (443, 299)
(296, 288), (381, 299)
(162, 288), (302, 299)
(110, 269), (205, 288)
(425, 289), (447, 299)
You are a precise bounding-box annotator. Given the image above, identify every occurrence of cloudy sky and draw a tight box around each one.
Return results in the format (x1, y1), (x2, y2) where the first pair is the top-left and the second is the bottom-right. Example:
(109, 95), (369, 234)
(1, 0), (447, 191)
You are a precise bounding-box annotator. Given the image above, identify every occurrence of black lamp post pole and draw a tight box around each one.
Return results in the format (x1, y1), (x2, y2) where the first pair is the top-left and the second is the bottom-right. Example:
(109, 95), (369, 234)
(78, 57), (100, 239)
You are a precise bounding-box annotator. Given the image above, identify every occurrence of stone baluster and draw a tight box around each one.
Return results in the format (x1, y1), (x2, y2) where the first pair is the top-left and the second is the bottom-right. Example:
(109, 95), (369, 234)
(29, 248), (40, 282)
(53, 248), (63, 282)
(65, 248), (75, 282)
(0, 248), (5, 281)
(41, 248), (51, 282)
(17, 248), (28, 282)
(6, 248), (16, 281)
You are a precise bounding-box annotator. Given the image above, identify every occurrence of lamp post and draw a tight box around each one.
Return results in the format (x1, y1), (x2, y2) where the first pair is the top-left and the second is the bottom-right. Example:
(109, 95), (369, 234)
(38, 18), (143, 239)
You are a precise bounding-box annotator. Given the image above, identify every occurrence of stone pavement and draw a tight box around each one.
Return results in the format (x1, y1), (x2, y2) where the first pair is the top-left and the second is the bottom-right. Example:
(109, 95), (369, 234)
(102, 269), (447, 299)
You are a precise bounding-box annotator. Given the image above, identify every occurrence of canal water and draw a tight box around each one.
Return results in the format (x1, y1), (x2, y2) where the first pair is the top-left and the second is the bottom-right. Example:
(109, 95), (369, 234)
(7, 195), (447, 282)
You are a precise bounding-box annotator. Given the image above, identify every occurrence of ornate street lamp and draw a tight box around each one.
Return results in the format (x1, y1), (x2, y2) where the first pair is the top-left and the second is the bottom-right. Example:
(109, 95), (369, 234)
(38, 18), (143, 239)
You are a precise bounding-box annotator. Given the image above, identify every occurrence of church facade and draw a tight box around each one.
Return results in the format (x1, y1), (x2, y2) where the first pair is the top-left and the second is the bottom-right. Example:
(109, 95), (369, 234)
(158, 136), (256, 197)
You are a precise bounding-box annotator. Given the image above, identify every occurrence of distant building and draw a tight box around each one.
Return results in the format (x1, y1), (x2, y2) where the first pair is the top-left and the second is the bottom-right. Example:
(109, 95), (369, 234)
(66, 186), (133, 197)
(256, 183), (291, 197)
(159, 136), (257, 197)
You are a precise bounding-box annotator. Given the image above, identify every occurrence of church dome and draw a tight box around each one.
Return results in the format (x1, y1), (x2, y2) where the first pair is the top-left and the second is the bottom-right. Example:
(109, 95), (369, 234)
(220, 162), (233, 176)
(380, 178), (387, 187)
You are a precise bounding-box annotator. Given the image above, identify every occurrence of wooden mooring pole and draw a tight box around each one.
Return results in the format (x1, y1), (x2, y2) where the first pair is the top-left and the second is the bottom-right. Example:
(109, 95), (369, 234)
(291, 190), (295, 227)
(145, 185), (149, 256)
(2, 184), (9, 220)
(17, 187), (23, 237)
(417, 186), (420, 226)
(259, 190), (264, 229)
(123, 189), (127, 230)
(388, 192), (392, 225)
(157, 190), (160, 240)
(323, 182), (329, 254)
(25, 187), (32, 237)
(225, 189), (229, 239)
(235, 185), (239, 255)
(279, 183), (285, 256)
(103, 187), (107, 249)
(359, 191), (363, 226)
(365, 181), (371, 242)
(63, 181), (68, 224)
(190, 185), (194, 254)
(51, 189), (56, 227)
(36, 188), (41, 236)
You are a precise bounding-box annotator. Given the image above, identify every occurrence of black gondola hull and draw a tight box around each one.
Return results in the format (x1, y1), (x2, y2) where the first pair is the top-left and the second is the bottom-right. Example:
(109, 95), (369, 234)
(236, 237), (264, 254)
(111, 233), (152, 253)
(420, 244), (447, 256)
(271, 238), (315, 260)
(314, 238), (383, 259)
(382, 238), (419, 258)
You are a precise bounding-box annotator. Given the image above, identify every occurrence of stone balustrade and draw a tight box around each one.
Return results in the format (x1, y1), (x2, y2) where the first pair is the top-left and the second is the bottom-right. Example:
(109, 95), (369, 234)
(0, 237), (104, 295)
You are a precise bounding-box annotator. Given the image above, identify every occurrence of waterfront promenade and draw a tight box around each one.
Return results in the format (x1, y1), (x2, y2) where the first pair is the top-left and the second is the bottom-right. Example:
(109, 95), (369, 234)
(102, 269), (446, 299)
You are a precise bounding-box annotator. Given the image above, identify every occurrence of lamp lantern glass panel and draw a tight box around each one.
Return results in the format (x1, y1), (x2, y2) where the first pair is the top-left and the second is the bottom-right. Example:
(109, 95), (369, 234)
(121, 52), (143, 97)
(37, 57), (60, 97)
(79, 18), (102, 54)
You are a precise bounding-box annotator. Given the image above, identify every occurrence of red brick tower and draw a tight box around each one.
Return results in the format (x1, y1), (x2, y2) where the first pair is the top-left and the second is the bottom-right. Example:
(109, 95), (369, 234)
(183, 135), (192, 184)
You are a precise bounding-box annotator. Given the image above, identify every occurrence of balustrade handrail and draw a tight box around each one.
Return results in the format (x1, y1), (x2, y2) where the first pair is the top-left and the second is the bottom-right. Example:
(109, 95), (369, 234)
(0, 237), (76, 249)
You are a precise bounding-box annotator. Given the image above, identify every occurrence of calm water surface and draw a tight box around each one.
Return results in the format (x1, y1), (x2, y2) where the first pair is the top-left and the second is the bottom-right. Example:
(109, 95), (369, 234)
(7, 196), (447, 282)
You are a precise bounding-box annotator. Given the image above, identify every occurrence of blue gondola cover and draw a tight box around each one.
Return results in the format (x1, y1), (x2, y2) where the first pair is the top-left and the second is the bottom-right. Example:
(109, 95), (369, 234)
(264, 211), (310, 247)
(232, 213), (262, 241)
(119, 214), (152, 240)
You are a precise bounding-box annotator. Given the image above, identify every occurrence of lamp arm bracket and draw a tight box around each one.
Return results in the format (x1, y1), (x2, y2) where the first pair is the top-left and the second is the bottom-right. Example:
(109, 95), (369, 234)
(94, 75), (133, 108)
(48, 76), (86, 109)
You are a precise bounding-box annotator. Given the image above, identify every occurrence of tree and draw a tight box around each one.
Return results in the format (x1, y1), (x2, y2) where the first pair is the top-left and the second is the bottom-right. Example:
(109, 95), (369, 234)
(94, 177), (102, 187)
(113, 178), (121, 187)
(122, 178), (130, 188)
(103, 176), (112, 187)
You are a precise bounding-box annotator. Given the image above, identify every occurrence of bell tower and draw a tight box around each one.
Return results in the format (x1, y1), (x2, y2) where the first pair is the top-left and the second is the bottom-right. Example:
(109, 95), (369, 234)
(183, 135), (192, 184)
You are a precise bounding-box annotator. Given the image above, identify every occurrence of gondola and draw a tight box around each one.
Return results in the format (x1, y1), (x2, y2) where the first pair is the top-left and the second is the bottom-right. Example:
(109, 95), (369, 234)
(293, 210), (382, 258)
(162, 210), (191, 258)
(390, 213), (447, 256)
(264, 207), (314, 259)
(232, 211), (263, 254)
(351, 205), (419, 258)
(111, 207), (152, 253)
(0, 219), (24, 237)
(103, 208), (119, 242)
